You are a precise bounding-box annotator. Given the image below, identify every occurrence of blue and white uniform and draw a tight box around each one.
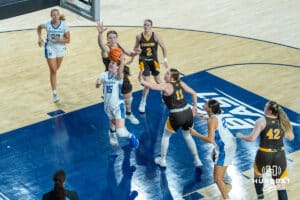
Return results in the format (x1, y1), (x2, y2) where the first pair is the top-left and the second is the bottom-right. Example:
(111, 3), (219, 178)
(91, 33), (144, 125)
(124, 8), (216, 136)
(42, 20), (69, 58)
(212, 114), (237, 166)
(100, 71), (125, 120)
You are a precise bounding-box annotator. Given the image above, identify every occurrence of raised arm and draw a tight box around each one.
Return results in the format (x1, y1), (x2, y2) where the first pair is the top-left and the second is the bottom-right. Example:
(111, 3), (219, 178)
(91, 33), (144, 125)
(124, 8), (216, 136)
(180, 81), (198, 114)
(237, 117), (265, 142)
(117, 54), (125, 80)
(96, 21), (109, 56)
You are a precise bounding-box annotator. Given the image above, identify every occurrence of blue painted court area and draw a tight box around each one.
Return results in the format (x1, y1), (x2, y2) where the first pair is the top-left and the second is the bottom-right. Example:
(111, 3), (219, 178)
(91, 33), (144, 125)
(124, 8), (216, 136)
(0, 71), (299, 200)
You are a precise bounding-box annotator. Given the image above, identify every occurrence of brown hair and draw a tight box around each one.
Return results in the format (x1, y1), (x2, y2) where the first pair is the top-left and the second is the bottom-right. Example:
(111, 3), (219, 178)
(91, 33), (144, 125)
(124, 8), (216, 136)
(267, 101), (294, 140)
(52, 170), (66, 200)
(106, 30), (118, 38)
(50, 9), (66, 21)
(207, 99), (222, 114)
(144, 19), (153, 26)
(169, 68), (180, 82)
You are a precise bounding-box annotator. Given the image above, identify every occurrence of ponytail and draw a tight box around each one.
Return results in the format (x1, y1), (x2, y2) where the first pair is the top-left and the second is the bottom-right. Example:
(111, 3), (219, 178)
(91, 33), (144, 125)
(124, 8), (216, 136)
(267, 101), (294, 140)
(59, 14), (66, 21)
(278, 106), (294, 140)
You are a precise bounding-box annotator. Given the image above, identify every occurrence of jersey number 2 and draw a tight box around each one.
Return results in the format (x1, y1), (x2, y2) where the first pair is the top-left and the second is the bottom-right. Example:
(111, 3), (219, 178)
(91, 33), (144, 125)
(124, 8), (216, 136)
(146, 48), (152, 57)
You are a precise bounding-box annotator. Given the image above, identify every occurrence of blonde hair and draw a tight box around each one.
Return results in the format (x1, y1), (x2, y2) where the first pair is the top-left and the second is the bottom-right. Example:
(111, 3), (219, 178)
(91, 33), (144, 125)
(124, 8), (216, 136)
(268, 101), (294, 140)
(50, 9), (66, 21)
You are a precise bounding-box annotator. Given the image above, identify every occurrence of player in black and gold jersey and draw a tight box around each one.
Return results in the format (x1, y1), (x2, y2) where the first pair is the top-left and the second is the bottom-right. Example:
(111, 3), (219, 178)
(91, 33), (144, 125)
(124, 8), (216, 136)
(139, 68), (202, 179)
(133, 19), (168, 113)
(97, 21), (140, 125)
(237, 101), (294, 200)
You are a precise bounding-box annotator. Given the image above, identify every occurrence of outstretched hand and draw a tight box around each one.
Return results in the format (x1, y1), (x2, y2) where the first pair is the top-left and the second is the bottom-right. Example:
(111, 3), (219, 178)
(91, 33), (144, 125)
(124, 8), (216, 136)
(236, 132), (244, 139)
(195, 113), (209, 120)
(96, 21), (107, 34)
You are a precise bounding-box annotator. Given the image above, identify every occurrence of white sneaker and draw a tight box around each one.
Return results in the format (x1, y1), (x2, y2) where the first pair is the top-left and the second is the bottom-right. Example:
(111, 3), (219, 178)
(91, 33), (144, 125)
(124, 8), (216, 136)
(126, 113), (139, 125)
(109, 131), (119, 146)
(154, 156), (166, 168)
(138, 100), (146, 113)
(52, 93), (60, 103)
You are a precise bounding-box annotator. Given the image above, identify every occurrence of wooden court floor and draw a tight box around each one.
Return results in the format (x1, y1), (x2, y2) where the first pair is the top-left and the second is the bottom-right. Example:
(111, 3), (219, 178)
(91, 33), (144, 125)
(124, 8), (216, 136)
(0, 1), (299, 199)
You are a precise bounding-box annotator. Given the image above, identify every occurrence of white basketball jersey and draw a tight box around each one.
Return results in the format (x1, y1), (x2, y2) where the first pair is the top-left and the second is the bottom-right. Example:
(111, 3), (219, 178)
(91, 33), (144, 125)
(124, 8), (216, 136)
(42, 20), (69, 46)
(100, 71), (123, 107)
(212, 114), (236, 150)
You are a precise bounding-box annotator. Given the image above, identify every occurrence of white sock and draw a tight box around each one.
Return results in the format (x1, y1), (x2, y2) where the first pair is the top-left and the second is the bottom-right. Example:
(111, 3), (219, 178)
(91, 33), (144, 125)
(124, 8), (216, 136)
(182, 130), (202, 166)
(116, 127), (131, 138)
(141, 96), (147, 103)
(160, 129), (172, 161)
(52, 90), (57, 95)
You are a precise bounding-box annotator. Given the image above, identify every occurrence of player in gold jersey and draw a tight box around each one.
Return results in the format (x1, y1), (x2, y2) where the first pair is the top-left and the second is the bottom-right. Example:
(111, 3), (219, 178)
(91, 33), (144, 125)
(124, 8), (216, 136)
(133, 19), (168, 113)
(237, 101), (294, 200)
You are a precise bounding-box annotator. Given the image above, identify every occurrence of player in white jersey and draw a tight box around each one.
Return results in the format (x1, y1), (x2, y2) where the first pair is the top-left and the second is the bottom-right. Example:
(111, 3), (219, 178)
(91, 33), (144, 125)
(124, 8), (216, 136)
(37, 8), (70, 102)
(96, 53), (139, 149)
(190, 99), (237, 200)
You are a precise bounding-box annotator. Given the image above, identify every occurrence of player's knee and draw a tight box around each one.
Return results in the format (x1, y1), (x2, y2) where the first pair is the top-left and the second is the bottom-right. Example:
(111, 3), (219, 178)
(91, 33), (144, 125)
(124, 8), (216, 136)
(116, 127), (130, 138)
(124, 97), (133, 105)
(214, 174), (224, 184)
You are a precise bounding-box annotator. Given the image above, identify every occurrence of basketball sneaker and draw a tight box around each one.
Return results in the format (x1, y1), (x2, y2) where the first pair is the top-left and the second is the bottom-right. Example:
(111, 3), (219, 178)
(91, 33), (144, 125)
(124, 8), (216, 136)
(130, 134), (139, 149)
(126, 113), (139, 125)
(52, 93), (60, 103)
(109, 130), (119, 146)
(138, 100), (146, 113)
(154, 156), (166, 168)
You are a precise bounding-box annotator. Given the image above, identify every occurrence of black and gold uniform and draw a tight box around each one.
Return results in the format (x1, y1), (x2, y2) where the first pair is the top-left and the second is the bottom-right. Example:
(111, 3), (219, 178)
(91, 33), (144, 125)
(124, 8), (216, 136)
(102, 46), (133, 94)
(163, 81), (193, 132)
(139, 32), (160, 76)
(254, 117), (287, 179)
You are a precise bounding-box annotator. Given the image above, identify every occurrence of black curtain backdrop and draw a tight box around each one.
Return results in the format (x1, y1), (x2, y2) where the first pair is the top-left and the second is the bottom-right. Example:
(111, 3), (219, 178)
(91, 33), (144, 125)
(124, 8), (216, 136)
(0, 0), (59, 20)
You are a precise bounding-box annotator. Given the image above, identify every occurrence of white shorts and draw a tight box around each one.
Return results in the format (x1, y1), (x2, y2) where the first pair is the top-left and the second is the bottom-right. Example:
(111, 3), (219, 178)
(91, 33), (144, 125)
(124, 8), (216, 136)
(104, 103), (125, 120)
(215, 141), (237, 166)
(44, 44), (66, 58)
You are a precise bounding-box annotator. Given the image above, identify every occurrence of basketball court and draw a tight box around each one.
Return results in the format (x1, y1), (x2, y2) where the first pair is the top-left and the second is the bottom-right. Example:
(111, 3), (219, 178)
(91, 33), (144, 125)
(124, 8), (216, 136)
(0, 1), (299, 199)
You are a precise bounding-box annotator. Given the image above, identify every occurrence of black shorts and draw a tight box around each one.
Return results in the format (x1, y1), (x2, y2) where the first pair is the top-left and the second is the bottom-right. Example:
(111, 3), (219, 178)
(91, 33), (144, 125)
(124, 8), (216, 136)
(165, 107), (193, 132)
(139, 59), (160, 76)
(122, 76), (132, 94)
(254, 149), (287, 179)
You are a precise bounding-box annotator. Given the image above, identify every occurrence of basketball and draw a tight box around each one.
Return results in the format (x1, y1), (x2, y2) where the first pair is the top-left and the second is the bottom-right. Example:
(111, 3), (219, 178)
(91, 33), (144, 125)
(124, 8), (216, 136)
(109, 47), (123, 62)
